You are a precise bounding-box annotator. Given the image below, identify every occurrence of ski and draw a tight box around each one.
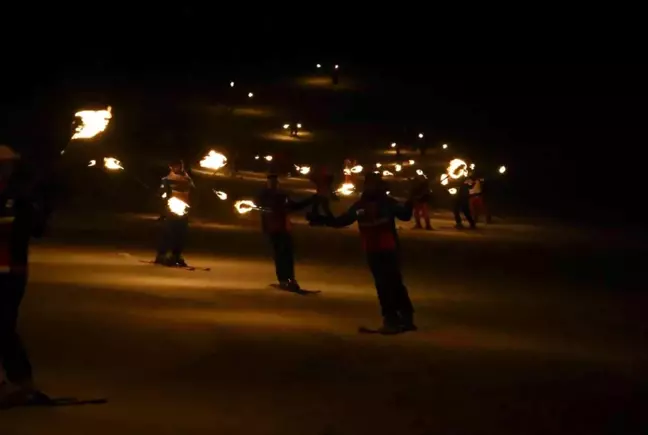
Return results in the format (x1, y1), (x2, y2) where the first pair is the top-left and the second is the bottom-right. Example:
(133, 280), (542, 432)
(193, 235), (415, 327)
(138, 260), (211, 272)
(41, 397), (108, 407)
(358, 326), (406, 335)
(269, 283), (321, 295)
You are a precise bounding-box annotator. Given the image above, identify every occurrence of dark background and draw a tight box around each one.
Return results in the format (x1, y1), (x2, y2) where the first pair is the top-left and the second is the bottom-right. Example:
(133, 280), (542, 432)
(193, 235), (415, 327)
(2, 14), (645, 225)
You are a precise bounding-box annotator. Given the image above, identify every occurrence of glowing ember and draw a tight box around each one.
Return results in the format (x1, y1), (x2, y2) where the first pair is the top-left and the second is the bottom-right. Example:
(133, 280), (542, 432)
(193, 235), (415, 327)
(103, 157), (123, 170)
(213, 190), (228, 200)
(448, 188), (458, 195)
(88, 160), (96, 167)
(199, 150), (228, 171)
(499, 165), (507, 174)
(447, 159), (468, 179)
(234, 200), (257, 214)
(72, 107), (112, 139)
(390, 142), (397, 148)
(337, 182), (355, 196)
(161, 192), (167, 199)
(386, 191), (391, 195)
(382, 170), (394, 177)
(264, 155), (273, 162)
(343, 168), (351, 175)
(409, 160), (415, 165)
(350, 165), (363, 174)
(395, 164), (402, 172)
(168, 197), (189, 216)
(470, 163), (476, 170)
(440, 174), (449, 185)
(375, 163), (382, 168)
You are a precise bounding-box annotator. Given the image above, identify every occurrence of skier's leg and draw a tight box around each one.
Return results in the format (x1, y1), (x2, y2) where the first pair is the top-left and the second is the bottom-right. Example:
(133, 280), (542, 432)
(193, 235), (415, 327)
(453, 201), (464, 228)
(413, 203), (422, 228)
(384, 251), (415, 328)
(283, 232), (295, 281)
(269, 234), (284, 283)
(462, 201), (476, 228)
(0, 273), (33, 386)
(156, 219), (172, 262)
(171, 218), (189, 265)
(367, 252), (400, 327)
(422, 203), (432, 229)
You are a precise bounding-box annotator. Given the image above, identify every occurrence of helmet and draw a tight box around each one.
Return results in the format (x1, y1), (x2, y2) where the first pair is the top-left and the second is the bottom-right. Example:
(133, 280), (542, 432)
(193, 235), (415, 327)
(0, 145), (20, 161)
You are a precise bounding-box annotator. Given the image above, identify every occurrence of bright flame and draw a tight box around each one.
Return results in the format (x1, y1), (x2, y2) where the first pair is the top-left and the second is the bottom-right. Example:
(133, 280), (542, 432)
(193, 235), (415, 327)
(448, 188), (458, 195)
(418, 133), (424, 138)
(161, 192), (167, 199)
(234, 200), (256, 214)
(264, 155), (273, 162)
(440, 174), (449, 186)
(297, 123), (302, 129)
(230, 81), (235, 87)
(416, 169), (424, 176)
(391, 142), (397, 148)
(248, 92), (254, 98)
(383, 170), (394, 177)
(337, 182), (355, 196)
(294, 165), (311, 175)
(283, 124), (290, 129)
(447, 159), (468, 179)
(88, 160), (96, 167)
(168, 197), (189, 216)
(199, 150), (228, 171)
(350, 165), (363, 174)
(103, 157), (123, 170)
(499, 165), (507, 174)
(334, 64), (339, 69)
(409, 159), (415, 165)
(213, 190), (228, 200)
(395, 164), (402, 172)
(386, 191), (391, 195)
(470, 163), (476, 170)
(442, 144), (448, 149)
(255, 155), (260, 160)
(72, 107), (112, 139)
(376, 162), (382, 168)
(343, 168), (351, 175)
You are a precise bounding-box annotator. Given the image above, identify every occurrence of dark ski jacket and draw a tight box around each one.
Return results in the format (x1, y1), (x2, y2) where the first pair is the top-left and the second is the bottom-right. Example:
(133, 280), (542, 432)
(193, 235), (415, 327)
(0, 169), (50, 275)
(255, 188), (314, 234)
(325, 192), (412, 252)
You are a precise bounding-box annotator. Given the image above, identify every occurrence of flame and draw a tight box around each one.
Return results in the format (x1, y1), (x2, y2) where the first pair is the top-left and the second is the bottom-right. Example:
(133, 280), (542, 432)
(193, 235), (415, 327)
(213, 190), (228, 200)
(234, 200), (257, 214)
(416, 169), (424, 176)
(409, 159), (415, 165)
(283, 124), (290, 129)
(161, 192), (167, 199)
(200, 150), (228, 171)
(343, 168), (351, 175)
(470, 163), (476, 170)
(168, 197), (189, 216)
(248, 92), (254, 98)
(88, 160), (96, 167)
(499, 165), (507, 174)
(337, 182), (355, 196)
(316, 63), (321, 68)
(395, 164), (402, 172)
(442, 144), (448, 149)
(72, 107), (112, 139)
(447, 159), (468, 179)
(350, 165), (363, 174)
(375, 162), (382, 168)
(264, 155), (273, 162)
(440, 174), (449, 185)
(390, 142), (397, 148)
(386, 190), (391, 195)
(382, 170), (394, 177)
(103, 157), (123, 170)
(294, 165), (311, 175)
(448, 188), (458, 195)
(418, 133), (424, 138)
(230, 81), (235, 87)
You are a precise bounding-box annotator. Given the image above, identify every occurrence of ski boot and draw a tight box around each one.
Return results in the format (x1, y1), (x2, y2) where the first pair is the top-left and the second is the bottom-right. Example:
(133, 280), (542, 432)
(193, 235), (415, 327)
(154, 254), (169, 265)
(376, 319), (405, 335)
(286, 279), (301, 291)
(399, 313), (418, 332)
(0, 382), (51, 409)
(173, 257), (188, 268)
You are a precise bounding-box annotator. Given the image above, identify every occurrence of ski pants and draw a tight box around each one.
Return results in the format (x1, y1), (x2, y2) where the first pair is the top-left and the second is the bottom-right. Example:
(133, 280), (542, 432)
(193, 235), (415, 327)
(157, 217), (189, 260)
(454, 198), (476, 227)
(0, 272), (32, 384)
(366, 250), (414, 324)
(469, 196), (489, 224)
(269, 232), (295, 282)
(413, 202), (431, 228)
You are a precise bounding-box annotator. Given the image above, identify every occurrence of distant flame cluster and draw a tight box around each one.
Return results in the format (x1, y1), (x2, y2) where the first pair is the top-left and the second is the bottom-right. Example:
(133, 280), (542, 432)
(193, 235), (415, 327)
(72, 107), (113, 139)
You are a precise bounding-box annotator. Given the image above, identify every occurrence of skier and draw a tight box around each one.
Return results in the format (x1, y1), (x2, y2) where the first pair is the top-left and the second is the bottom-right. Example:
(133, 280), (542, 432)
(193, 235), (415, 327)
(411, 175), (432, 230)
(155, 159), (195, 267)
(0, 145), (51, 408)
(255, 173), (314, 291)
(453, 176), (476, 229)
(309, 172), (416, 334)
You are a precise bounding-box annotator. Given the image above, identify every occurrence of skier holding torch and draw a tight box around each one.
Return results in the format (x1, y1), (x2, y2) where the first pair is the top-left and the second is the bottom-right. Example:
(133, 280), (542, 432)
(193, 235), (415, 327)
(154, 159), (195, 267)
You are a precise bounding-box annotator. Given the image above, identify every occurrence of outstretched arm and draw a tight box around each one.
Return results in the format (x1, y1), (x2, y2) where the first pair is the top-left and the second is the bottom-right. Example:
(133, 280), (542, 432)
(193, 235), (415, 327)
(325, 202), (360, 228)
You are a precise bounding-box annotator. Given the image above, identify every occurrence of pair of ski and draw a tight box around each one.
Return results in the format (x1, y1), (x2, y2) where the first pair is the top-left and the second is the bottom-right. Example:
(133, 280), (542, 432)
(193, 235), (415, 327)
(139, 260), (210, 272)
(1, 397), (108, 410)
